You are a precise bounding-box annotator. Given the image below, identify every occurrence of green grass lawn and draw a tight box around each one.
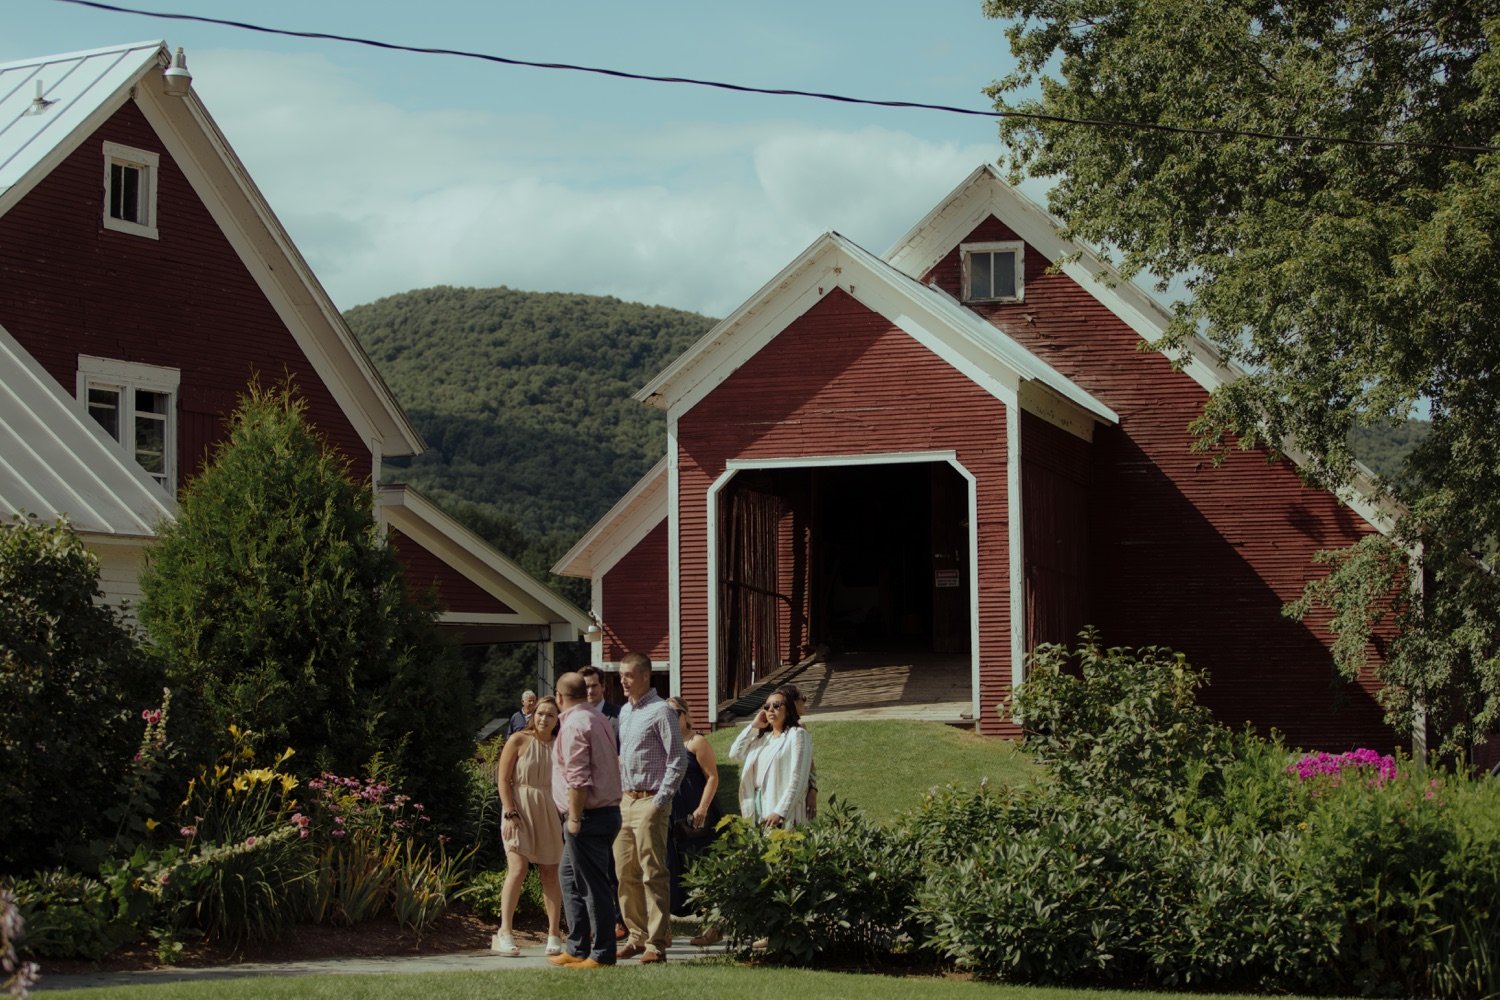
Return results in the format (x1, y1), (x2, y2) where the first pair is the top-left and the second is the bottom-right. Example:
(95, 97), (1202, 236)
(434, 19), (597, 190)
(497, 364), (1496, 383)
(705, 719), (1037, 823)
(36, 964), (1316, 999)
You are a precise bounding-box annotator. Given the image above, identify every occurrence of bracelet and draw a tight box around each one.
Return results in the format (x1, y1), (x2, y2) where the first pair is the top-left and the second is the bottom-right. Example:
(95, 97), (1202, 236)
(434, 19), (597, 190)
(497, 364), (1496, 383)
(504, 811), (521, 819)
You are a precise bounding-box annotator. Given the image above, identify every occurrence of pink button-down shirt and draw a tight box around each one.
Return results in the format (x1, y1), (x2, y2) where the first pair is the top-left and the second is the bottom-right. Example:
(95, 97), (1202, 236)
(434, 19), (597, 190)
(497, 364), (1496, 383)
(552, 701), (622, 813)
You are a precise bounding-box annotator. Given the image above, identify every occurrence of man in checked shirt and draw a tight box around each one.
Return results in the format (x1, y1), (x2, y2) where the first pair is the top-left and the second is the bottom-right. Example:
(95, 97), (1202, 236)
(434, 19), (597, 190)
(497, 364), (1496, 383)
(613, 651), (687, 963)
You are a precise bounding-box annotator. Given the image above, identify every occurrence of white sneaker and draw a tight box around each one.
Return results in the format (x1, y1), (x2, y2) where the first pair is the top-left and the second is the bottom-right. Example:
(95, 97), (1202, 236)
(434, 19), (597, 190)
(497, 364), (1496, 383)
(491, 932), (520, 957)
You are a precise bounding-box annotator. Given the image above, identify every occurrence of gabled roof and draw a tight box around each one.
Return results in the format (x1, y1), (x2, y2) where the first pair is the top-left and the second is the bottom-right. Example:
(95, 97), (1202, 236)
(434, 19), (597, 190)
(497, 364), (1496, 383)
(885, 164), (1398, 534)
(0, 41), (162, 197)
(378, 484), (589, 641)
(0, 41), (424, 458)
(552, 457), (667, 580)
(635, 230), (1117, 429)
(0, 323), (175, 536)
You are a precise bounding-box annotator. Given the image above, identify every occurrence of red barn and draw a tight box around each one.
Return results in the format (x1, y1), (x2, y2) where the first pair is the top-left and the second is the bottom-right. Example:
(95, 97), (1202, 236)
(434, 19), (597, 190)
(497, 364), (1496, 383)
(0, 42), (585, 658)
(556, 166), (1395, 750)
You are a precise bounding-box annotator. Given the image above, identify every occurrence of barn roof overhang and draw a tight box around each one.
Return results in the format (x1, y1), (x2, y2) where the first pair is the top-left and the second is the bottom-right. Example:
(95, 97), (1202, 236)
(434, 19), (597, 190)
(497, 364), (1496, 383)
(0, 323), (176, 536)
(378, 483), (588, 642)
(551, 457), (667, 581)
(634, 230), (1118, 437)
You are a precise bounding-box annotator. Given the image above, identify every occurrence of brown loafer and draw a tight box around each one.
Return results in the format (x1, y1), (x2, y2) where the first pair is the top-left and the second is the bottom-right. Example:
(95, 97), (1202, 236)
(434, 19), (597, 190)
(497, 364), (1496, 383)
(547, 952), (582, 967)
(639, 949), (666, 964)
(614, 922), (628, 941)
(617, 941), (645, 959)
(690, 927), (722, 947)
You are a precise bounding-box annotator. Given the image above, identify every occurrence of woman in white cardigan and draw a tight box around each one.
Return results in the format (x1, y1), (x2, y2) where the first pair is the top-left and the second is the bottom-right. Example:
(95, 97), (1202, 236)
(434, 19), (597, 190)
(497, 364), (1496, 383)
(729, 685), (813, 829)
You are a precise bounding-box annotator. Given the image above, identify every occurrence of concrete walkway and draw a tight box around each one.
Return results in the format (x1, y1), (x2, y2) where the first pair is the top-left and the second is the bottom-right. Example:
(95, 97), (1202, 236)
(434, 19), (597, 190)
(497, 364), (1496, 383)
(36, 934), (729, 991)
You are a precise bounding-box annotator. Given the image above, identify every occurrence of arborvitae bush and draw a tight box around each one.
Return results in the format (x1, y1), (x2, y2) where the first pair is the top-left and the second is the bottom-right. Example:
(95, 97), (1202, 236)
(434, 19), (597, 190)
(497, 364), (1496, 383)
(137, 383), (471, 819)
(0, 518), (161, 872)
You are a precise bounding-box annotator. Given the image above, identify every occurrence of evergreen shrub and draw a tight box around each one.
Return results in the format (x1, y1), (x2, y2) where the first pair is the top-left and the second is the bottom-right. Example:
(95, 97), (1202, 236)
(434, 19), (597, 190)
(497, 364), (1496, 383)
(0, 517), (161, 872)
(137, 383), (471, 818)
(686, 799), (923, 964)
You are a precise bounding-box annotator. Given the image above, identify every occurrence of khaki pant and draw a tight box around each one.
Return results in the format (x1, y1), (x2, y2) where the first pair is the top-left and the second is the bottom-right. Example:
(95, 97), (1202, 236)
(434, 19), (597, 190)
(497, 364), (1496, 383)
(613, 794), (671, 953)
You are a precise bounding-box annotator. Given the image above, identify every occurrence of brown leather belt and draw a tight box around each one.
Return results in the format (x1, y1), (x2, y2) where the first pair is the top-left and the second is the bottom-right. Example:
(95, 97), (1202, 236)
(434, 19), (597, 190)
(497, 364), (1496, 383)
(624, 789), (658, 800)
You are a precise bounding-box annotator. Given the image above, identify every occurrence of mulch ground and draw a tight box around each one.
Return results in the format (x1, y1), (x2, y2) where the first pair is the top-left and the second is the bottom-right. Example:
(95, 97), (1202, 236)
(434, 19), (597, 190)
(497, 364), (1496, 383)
(37, 906), (534, 975)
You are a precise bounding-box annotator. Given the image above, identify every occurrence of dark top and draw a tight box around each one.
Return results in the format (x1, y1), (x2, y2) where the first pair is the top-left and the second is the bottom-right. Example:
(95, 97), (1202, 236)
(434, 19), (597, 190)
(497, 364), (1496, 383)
(506, 710), (529, 737)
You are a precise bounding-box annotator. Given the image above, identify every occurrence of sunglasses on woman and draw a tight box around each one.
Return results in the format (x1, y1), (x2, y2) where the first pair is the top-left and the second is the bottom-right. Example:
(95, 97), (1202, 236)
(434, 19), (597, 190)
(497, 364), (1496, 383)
(764, 700), (786, 711)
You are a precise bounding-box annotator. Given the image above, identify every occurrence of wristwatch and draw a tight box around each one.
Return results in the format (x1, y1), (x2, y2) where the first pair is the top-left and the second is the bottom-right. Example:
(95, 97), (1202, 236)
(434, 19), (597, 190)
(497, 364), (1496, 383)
(504, 810), (521, 819)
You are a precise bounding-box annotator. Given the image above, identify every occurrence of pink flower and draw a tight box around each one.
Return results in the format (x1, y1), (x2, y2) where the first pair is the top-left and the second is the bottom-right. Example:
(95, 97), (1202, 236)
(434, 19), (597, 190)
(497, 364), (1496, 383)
(180, 825), (196, 838)
(157, 872), (170, 885)
(244, 836), (257, 847)
(331, 829), (346, 838)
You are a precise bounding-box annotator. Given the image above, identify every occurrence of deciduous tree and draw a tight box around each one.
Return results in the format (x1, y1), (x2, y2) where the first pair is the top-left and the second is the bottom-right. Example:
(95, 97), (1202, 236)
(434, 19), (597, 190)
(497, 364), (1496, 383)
(984, 0), (1500, 752)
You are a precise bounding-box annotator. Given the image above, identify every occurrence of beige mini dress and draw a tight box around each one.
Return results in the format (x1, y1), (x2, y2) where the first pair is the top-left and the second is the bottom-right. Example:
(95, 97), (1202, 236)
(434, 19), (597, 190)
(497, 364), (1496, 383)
(501, 734), (564, 865)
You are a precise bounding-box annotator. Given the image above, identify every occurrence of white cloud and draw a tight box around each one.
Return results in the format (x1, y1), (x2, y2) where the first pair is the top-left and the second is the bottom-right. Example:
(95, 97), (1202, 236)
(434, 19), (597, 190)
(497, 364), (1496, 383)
(193, 48), (1001, 317)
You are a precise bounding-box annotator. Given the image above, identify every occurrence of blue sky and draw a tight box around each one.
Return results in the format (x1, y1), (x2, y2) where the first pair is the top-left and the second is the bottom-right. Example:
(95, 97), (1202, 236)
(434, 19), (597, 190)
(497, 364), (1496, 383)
(6, 1), (1027, 315)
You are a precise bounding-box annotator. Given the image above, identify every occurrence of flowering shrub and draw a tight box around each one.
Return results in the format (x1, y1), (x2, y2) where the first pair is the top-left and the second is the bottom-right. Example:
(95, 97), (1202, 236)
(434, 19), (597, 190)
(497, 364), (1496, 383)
(298, 765), (465, 932)
(1, 888), (38, 999)
(1287, 747), (1398, 786)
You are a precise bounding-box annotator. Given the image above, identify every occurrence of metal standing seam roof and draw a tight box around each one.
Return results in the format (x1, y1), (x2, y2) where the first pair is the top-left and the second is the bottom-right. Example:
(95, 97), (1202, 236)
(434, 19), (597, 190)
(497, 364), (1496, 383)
(0, 41), (165, 197)
(0, 324), (176, 536)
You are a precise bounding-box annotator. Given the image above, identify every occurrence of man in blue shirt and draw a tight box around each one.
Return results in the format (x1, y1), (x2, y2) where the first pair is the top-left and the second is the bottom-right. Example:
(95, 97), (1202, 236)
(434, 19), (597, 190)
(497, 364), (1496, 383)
(613, 652), (686, 963)
(506, 690), (536, 738)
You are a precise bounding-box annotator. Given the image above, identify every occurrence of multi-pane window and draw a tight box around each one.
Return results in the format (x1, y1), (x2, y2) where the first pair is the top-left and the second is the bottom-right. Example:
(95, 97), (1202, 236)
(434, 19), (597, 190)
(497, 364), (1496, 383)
(77, 357), (179, 491)
(101, 142), (159, 239)
(960, 241), (1025, 303)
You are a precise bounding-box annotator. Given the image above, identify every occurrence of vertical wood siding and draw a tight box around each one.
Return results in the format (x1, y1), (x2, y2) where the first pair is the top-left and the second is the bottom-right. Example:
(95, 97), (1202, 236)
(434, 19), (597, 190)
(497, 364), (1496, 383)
(0, 101), (366, 488)
(1021, 411), (1091, 650)
(928, 217), (1392, 750)
(602, 519), (671, 662)
(676, 290), (1016, 734)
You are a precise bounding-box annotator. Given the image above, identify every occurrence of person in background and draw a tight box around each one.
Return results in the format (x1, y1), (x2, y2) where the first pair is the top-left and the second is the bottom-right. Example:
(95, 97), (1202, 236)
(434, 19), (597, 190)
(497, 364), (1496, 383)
(613, 652), (686, 964)
(667, 696), (723, 944)
(492, 695), (564, 958)
(547, 672), (622, 969)
(729, 684), (813, 829)
(506, 690), (537, 738)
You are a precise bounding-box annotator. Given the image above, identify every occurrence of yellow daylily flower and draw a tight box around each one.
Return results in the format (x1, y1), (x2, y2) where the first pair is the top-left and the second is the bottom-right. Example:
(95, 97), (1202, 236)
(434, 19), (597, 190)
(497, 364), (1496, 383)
(144, 818), (159, 831)
(279, 774), (299, 794)
(277, 747), (296, 765)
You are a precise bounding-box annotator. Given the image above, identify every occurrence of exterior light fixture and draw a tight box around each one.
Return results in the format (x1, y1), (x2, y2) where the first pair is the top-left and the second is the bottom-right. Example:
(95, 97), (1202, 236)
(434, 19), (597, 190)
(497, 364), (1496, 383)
(163, 47), (192, 97)
(582, 613), (603, 643)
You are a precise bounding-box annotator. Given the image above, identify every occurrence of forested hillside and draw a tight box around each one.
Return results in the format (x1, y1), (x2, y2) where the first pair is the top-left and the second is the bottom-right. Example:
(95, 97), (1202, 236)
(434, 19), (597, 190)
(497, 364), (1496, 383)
(344, 285), (714, 594)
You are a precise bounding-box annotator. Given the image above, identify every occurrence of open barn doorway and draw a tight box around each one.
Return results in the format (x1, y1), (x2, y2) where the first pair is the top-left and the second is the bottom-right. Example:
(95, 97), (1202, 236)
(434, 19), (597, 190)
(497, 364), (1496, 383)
(714, 460), (972, 721)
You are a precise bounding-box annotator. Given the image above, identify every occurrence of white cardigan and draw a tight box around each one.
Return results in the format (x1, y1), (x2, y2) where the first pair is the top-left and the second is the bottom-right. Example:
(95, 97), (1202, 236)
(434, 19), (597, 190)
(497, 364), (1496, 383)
(729, 722), (812, 828)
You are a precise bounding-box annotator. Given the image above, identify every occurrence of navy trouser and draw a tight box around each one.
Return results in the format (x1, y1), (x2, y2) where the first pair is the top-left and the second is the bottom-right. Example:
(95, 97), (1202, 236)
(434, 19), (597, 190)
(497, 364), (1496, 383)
(561, 805), (622, 963)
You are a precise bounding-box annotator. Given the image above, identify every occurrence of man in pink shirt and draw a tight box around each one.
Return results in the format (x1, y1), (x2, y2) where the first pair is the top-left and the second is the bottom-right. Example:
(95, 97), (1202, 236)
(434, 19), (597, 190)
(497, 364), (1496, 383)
(547, 672), (623, 969)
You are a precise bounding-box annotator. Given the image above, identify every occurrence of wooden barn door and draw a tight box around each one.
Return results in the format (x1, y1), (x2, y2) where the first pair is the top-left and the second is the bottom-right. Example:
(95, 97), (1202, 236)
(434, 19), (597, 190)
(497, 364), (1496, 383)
(719, 486), (785, 710)
(931, 464), (969, 653)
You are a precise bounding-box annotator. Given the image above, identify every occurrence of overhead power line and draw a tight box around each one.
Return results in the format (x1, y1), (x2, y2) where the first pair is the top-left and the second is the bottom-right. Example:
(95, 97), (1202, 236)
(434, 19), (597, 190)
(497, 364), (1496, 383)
(55, 0), (1500, 155)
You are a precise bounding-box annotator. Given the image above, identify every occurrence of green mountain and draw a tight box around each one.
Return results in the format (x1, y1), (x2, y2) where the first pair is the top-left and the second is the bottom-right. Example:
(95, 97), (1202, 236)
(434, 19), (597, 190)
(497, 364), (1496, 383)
(344, 285), (715, 594)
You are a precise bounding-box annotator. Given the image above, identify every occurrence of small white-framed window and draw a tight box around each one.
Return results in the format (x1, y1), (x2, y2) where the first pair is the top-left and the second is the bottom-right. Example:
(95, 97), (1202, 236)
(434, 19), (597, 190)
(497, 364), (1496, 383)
(961, 240), (1025, 303)
(76, 356), (180, 490)
(101, 141), (160, 240)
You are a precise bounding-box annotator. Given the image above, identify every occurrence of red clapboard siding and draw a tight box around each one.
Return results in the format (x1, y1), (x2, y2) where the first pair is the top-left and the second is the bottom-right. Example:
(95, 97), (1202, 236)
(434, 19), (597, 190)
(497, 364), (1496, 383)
(677, 289), (1017, 735)
(388, 529), (516, 615)
(602, 519), (671, 663)
(0, 101), (367, 491)
(929, 217), (1392, 750)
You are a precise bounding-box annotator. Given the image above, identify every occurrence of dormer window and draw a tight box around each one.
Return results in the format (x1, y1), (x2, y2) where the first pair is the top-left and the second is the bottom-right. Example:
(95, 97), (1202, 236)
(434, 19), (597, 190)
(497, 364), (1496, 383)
(102, 141), (159, 239)
(961, 240), (1024, 303)
(77, 356), (179, 491)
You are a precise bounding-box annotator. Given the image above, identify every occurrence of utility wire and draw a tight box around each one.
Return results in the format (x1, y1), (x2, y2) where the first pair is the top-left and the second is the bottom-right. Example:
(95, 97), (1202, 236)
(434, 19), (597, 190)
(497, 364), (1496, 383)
(55, 0), (1500, 155)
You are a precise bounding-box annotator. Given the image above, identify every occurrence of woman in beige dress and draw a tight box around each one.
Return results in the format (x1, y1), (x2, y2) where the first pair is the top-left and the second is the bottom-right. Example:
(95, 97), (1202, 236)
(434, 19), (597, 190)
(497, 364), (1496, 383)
(493, 695), (564, 957)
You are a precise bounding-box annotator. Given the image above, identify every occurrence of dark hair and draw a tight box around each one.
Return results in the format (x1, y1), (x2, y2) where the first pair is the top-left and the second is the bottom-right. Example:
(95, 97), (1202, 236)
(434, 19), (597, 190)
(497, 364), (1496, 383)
(579, 665), (604, 683)
(770, 684), (802, 729)
(526, 696), (560, 738)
